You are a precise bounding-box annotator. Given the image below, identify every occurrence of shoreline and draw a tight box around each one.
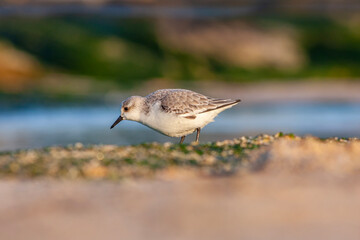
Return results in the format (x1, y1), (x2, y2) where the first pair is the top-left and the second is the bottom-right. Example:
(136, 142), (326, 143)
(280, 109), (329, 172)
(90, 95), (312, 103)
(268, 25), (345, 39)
(1, 133), (360, 240)
(1, 133), (359, 180)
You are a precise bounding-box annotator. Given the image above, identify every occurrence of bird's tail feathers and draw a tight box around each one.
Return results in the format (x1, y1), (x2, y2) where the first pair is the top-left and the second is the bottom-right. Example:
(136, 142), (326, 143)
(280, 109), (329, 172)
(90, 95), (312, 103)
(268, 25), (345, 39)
(200, 98), (241, 114)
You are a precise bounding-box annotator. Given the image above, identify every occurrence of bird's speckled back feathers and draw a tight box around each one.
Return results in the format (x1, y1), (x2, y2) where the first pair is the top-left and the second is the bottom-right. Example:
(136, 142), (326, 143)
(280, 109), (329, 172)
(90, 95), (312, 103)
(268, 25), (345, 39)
(143, 89), (240, 117)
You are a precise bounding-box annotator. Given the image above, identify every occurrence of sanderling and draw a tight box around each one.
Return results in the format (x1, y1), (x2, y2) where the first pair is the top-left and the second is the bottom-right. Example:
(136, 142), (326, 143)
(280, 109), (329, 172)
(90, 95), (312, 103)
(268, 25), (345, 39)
(110, 89), (241, 143)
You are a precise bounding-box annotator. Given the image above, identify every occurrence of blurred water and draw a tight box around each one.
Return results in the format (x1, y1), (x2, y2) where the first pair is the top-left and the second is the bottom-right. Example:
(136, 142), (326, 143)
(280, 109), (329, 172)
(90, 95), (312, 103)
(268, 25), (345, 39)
(0, 102), (360, 151)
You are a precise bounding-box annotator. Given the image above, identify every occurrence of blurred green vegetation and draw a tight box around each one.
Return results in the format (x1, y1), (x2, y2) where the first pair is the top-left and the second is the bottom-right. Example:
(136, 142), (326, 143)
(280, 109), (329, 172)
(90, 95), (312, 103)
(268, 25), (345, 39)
(0, 15), (360, 88)
(0, 18), (163, 87)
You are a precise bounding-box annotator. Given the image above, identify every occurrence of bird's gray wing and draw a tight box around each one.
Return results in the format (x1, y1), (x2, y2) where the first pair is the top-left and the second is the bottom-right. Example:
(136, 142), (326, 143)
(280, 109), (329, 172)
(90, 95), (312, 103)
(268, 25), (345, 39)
(159, 90), (240, 118)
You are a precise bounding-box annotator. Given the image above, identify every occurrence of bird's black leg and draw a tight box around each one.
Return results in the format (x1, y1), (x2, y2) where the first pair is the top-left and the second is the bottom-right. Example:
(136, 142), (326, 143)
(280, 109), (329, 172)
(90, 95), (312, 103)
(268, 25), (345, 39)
(180, 136), (185, 144)
(195, 128), (201, 142)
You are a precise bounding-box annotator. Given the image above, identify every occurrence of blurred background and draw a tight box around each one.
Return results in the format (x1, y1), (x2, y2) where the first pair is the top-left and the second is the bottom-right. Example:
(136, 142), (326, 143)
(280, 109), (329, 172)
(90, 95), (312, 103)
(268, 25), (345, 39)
(1, 0), (360, 151)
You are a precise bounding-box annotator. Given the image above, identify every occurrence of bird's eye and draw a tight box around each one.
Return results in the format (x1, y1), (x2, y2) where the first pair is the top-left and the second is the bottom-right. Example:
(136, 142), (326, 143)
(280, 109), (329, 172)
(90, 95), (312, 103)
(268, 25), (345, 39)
(124, 107), (129, 111)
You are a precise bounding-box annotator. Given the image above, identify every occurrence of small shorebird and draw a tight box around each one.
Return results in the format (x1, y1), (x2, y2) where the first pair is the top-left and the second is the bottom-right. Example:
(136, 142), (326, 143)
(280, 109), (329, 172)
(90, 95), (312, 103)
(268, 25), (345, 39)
(110, 89), (241, 143)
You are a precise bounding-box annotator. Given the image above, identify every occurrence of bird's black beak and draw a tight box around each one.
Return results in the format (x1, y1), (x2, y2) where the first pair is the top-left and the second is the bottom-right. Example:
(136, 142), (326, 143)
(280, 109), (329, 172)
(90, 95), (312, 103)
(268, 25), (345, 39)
(110, 116), (123, 129)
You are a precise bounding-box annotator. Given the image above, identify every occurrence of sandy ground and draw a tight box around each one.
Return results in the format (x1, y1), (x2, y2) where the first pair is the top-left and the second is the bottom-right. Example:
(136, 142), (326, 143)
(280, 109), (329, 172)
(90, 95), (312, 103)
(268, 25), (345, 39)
(1, 174), (360, 240)
(1, 135), (360, 240)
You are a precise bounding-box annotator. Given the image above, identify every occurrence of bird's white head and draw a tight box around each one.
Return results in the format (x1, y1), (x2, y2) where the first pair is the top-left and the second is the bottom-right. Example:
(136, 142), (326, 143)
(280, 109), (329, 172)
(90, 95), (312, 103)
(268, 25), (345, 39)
(110, 96), (144, 129)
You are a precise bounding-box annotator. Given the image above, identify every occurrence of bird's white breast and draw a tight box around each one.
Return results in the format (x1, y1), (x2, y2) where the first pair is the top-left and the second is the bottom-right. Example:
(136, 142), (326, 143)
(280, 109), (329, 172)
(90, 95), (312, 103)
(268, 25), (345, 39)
(139, 102), (219, 137)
